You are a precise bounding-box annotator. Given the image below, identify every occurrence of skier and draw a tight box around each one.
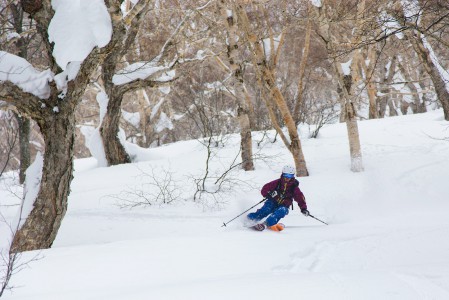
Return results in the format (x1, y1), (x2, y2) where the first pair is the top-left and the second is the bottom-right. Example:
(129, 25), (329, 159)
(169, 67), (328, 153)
(247, 165), (309, 231)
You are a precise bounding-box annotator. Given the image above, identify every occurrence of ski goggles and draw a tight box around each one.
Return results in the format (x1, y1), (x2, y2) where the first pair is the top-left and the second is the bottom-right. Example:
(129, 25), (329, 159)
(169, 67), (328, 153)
(282, 173), (295, 179)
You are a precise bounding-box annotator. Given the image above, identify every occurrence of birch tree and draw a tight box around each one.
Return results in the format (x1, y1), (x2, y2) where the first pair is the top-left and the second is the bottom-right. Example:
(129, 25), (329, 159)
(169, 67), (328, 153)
(218, 0), (254, 171)
(293, 3), (313, 125)
(378, 54), (398, 117)
(234, 2), (309, 177)
(395, 1), (449, 120)
(313, 0), (365, 172)
(98, 1), (213, 166)
(97, 0), (153, 166)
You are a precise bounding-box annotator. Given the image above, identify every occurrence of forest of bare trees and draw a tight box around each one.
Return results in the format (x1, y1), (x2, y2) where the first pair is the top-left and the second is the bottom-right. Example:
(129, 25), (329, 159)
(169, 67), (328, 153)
(0, 0), (448, 252)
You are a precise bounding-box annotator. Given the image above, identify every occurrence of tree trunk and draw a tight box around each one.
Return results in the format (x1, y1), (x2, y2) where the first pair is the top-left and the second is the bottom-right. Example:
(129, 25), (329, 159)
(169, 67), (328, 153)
(397, 60), (426, 114)
(270, 81), (309, 176)
(293, 6), (312, 124)
(99, 92), (131, 165)
(364, 46), (378, 119)
(408, 32), (449, 120)
(99, 0), (169, 165)
(1, 0), (129, 253)
(10, 3), (31, 184)
(314, 3), (364, 172)
(15, 114), (30, 184)
(388, 97), (399, 116)
(378, 55), (397, 118)
(136, 89), (152, 147)
(417, 68), (429, 113)
(237, 105), (254, 171)
(345, 102), (363, 172)
(236, 3), (308, 176)
(11, 112), (75, 252)
(339, 71), (364, 172)
(220, 1), (254, 171)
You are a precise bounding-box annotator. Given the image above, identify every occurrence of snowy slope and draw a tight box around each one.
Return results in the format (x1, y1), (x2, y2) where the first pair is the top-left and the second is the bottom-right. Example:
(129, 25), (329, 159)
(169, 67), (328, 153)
(1, 110), (449, 299)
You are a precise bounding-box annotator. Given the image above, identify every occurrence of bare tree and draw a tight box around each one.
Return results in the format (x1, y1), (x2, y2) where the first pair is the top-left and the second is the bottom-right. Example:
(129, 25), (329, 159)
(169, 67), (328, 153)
(234, 2), (309, 177)
(377, 53), (398, 117)
(218, 0), (254, 171)
(314, 0), (365, 172)
(1, 230), (41, 297)
(98, 0), (153, 166)
(0, 0), (156, 252)
(293, 3), (314, 125)
(380, 0), (449, 119)
(108, 165), (182, 208)
(98, 1), (213, 166)
(397, 6), (449, 120)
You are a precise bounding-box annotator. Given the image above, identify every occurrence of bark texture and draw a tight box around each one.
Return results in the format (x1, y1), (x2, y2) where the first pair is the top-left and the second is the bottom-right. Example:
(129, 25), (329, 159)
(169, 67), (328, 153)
(220, 1), (254, 171)
(16, 114), (30, 184)
(11, 111), (75, 252)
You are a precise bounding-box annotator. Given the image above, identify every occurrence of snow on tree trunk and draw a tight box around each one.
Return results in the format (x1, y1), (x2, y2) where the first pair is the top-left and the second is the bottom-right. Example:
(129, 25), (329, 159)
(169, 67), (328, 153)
(11, 111), (76, 252)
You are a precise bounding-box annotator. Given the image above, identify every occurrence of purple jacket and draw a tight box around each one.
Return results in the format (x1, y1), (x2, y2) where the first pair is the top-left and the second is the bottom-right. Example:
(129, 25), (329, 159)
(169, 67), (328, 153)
(261, 177), (307, 210)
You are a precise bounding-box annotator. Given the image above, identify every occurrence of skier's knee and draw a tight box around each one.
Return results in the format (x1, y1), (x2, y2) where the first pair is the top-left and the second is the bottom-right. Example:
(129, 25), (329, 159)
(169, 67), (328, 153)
(277, 206), (289, 217)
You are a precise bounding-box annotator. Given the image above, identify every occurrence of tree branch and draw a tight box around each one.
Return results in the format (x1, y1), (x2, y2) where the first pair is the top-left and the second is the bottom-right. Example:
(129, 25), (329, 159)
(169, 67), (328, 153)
(28, 0), (60, 73)
(123, 0), (151, 26)
(0, 81), (43, 120)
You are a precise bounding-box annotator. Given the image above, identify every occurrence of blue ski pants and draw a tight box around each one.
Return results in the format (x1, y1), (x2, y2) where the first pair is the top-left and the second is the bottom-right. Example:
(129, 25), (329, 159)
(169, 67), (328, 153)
(247, 199), (289, 226)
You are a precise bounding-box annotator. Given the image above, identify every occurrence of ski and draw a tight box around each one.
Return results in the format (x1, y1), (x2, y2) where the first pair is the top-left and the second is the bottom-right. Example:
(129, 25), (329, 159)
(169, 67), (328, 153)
(249, 223), (285, 231)
(250, 223), (266, 231)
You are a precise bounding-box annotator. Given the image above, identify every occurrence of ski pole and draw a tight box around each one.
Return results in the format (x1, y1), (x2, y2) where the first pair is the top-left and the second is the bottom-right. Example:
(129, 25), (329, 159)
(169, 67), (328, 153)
(221, 198), (267, 227)
(308, 213), (329, 225)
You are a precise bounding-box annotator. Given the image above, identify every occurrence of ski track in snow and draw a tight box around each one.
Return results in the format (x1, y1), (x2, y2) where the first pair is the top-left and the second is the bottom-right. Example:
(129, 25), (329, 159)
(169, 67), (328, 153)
(395, 272), (449, 299)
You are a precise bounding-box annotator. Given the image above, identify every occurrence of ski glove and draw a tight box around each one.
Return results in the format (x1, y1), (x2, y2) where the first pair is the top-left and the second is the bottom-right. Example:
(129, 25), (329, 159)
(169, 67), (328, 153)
(268, 190), (278, 198)
(301, 209), (310, 217)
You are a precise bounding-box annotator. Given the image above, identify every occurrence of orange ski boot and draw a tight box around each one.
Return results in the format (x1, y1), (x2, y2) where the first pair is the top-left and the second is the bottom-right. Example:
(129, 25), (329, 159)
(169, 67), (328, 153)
(268, 223), (285, 232)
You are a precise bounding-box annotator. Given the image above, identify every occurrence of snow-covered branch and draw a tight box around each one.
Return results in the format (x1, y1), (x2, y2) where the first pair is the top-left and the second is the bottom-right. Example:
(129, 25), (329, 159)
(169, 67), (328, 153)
(0, 82), (44, 120)
(48, 0), (112, 71)
(0, 52), (52, 99)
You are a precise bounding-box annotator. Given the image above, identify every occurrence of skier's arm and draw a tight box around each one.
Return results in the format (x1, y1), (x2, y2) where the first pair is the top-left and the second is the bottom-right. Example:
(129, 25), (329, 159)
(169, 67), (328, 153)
(261, 179), (279, 198)
(293, 188), (307, 210)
